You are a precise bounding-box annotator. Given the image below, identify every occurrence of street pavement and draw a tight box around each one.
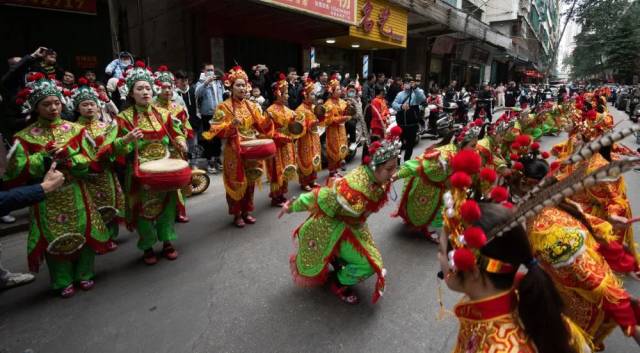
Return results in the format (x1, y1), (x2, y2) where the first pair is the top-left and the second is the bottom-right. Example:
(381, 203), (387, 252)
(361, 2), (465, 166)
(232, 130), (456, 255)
(0, 105), (639, 353)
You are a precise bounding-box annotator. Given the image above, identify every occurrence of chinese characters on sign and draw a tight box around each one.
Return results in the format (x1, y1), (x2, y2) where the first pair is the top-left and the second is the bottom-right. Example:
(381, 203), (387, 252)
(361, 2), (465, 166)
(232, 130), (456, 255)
(0, 0), (97, 15)
(359, 0), (404, 42)
(75, 55), (98, 69)
(260, 0), (357, 25)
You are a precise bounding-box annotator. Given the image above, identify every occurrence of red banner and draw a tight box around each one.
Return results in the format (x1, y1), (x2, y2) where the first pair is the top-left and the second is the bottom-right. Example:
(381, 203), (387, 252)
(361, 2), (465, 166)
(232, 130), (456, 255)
(260, 0), (357, 25)
(0, 0), (97, 15)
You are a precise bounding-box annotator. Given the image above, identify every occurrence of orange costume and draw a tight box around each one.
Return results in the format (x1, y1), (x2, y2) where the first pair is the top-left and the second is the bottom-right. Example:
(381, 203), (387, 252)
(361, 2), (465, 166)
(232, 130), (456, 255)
(265, 76), (298, 204)
(295, 79), (321, 188)
(369, 96), (389, 139)
(202, 66), (273, 217)
(322, 76), (350, 174)
(528, 206), (640, 347)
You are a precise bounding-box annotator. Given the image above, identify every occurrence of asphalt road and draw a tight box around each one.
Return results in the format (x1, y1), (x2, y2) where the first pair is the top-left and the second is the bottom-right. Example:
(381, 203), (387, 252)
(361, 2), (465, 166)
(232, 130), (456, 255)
(0, 105), (638, 353)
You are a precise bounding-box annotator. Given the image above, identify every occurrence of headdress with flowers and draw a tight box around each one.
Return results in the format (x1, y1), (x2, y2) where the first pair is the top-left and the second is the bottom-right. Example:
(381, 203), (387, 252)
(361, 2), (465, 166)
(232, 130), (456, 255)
(506, 134), (552, 174)
(327, 74), (341, 94)
(442, 148), (516, 274)
(302, 77), (316, 98)
(455, 119), (484, 146)
(570, 104), (613, 141)
(153, 65), (175, 89)
(222, 65), (249, 88)
(363, 126), (403, 170)
(66, 77), (106, 112)
(117, 60), (157, 97)
(490, 110), (518, 139)
(272, 73), (288, 97)
(16, 72), (69, 113)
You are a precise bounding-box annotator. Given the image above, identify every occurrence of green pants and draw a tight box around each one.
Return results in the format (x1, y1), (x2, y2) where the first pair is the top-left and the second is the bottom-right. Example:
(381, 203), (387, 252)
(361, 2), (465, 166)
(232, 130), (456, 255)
(136, 193), (178, 251)
(45, 246), (95, 290)
(336, 240), (374, 286)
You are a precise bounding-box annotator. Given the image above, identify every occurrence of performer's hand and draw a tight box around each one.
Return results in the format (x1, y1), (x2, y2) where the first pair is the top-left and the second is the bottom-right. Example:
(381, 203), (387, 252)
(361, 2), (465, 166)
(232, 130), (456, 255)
(609, 215), (630, 229)
(123, 128), (143, 143)
(277, 197), (296, 218)
(390, 173), (399, 182)
(179, 141), (188, 153)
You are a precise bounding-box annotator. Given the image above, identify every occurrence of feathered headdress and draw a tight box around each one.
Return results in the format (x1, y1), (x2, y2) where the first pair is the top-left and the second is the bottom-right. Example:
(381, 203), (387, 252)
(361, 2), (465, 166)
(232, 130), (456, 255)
(363, 126), (402, 169)
(223, 65), (249, 88)
(455, 119), (484, 145)
(117, 60), (157, 97)
(67, 77), (105, 112)
(16, 72), (68, 113)
(507, 134), (550, 174)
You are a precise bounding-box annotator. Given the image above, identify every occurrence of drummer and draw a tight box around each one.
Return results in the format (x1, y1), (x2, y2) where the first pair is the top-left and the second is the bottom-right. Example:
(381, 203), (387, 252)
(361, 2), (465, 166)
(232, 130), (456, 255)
(153, 65), (192, 223)
(4, 73), (112, 297)
(265, 74), (300, 207)
(114, 61), (188, 265)
(295, 78), (322, 191)
(69, 77), (125, 251)
(322, 74), (351, 177)
(202, 65), (274, 228)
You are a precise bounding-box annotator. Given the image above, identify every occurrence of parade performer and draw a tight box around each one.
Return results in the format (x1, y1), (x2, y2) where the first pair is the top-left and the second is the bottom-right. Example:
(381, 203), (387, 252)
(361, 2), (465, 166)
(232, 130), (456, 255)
(202, 66), (273, 227)
(321, 75), (351, 176)
(265, 74), (299, 206)
(280, 127), (402, 304)
(369, 85), (390, 141)
(5, 73), (111, 297)
(153, 65), (192, 222)
(439, 148), (591, 353)
(115, 61), (188, 265)
(70, 77), (124, 249)
(294, 78), (322, 191)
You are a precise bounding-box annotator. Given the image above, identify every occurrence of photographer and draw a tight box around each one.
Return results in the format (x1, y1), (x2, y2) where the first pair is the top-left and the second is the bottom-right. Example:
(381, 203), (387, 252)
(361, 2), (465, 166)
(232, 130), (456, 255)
(392, 75), (426, 161)
(286, 67), (303, 109)
(195, 63), (225, 174)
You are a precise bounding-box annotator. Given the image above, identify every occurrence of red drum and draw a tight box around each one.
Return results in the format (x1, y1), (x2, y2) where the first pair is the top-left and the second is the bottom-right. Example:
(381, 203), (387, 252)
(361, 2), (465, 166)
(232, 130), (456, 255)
(135, 158), (192, 192)
(240, 139), (276, 160)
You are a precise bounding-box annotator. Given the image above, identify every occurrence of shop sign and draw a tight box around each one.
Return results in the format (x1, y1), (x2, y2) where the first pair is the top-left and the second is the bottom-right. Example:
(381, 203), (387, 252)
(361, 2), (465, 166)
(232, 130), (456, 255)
(0, 0), (97, 15)
(75, 55), (98, 69)
(525, 70), (543, 78)
(349, 0), (407, 48)
(259, 0), (357, 25)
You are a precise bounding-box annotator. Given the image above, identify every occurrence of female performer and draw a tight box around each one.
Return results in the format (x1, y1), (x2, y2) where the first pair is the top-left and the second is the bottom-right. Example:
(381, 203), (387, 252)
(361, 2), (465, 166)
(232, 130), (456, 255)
(280, 127), (402, 304)
(294, 78), (322, 191)
(5, 73), (111, 297)
(202, 66), (273, 227)
(322, 75), (351, 177)
(70, 77), (124, 249)
(115, 61), (188, 265)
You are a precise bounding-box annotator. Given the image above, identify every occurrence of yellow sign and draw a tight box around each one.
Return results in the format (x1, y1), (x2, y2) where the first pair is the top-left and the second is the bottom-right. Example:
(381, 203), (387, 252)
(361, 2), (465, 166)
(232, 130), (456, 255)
(349, 0), (408, 48)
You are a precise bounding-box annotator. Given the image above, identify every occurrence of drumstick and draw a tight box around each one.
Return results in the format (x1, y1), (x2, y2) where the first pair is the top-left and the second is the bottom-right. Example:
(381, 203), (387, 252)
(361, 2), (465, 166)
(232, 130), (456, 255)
(625, 216), (640, 225)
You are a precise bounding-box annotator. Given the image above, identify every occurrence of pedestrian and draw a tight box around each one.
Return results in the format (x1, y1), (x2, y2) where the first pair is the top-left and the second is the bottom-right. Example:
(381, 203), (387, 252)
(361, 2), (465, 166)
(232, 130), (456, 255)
(392, 75), (426, 161)
(114, 61), (187, 265)
(105, 51), (134, 80)
(195, 63), (225, 174)
(344, 84), (366, 149)
(174, 70), (199, 165)
(94, 82), (119, 123)
(286, 67), (303, 109)
(280, 127), (402, 305)
(61, 71), (75, 89)
(6, 73), (111, 297)
(426, 87), (443, 132)
(361, 73), (377, 107)
(201, 65), (273, 228)
(69, 77), (124, 250)
(265, 74), (298, 207)
(322, 74), (351, 177)
(496, 82), (505, 107)
(313, 71), (329, 102)
(83, 70), (98, 84)
(505, 81), (519, 107)
(385, 76), (402, 106)
(294, 78), (322, 191)
(248, 86), (267, 111)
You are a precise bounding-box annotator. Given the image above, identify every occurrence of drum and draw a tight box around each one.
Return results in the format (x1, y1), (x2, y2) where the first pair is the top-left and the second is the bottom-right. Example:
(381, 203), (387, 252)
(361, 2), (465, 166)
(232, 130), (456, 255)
(98, 206), (118, 224)
(314, 105), (326, 119)
(136, 158), (191, 192)
(239, 139), (276, 160)
(47, 233), (85, 259)
(288, 121), (304, 136)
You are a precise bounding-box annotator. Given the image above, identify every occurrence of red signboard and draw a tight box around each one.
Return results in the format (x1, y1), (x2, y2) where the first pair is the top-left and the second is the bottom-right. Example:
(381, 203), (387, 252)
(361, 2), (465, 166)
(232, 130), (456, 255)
(75, 55), (98, 69)
(0, 0), (97, 15)
(260, 0), (357, 25)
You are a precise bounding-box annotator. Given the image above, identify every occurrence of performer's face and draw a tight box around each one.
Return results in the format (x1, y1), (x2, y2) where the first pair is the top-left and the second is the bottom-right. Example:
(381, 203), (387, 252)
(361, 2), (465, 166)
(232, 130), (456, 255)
(160, 83), (173, 101)
(232, 79), (246, 100)
(331, 87), (341, 98)
(77, 100), (98, 118)
(36, 96), (62, 120)
(373, 158), (397, 184)
(277, 89), (289, 103)
(131, 81), (153, 106)
(304, 92), (315, 104)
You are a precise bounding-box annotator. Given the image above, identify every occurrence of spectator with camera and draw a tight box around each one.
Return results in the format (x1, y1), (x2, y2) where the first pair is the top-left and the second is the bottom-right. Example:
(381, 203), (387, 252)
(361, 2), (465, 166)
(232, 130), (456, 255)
(392, 75), (426, 161)
(195, 63), (225, 174)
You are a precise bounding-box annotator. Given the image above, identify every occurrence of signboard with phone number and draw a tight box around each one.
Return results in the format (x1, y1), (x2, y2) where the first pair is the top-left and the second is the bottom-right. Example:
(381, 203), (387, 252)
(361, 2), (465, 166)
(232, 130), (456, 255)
(260, 0), (357, 25)
(0, 0), (97, 15)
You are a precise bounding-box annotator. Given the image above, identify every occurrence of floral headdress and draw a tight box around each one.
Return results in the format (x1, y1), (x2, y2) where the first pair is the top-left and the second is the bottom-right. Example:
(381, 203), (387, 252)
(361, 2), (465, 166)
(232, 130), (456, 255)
(153, 65), (175, 88)
(16, 72), (69, 113)
(223, 65), (249, 88)
(455, 119), (484, 145)
(67, 77), (106, 111)
(506, 134), (552, 174)
(490, 110), (517, 138)
(570, 105), (613, 141)
(442, 148), (516, 274)
(363, 126), (402, 170)
(272, 73), (288, 97)
(327, 74), (341, 94)
(117, 60), (157, 97)
(302, 77), (315, 98)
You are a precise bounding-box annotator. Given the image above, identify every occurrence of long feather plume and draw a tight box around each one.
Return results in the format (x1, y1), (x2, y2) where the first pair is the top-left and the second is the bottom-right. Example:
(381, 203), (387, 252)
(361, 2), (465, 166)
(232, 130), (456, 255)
(562, 125), (640, 165)
(490, 157), (640, 237)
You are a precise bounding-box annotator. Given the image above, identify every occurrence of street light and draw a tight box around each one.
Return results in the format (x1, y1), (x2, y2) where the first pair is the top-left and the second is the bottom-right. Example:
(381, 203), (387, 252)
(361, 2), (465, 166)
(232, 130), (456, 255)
(351, 43), (361, 48)
(326, 38), (336, 44)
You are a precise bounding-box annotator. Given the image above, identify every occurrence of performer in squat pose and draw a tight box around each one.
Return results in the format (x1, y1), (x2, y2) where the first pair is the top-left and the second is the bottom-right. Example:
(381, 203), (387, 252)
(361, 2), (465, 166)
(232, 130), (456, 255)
(202, 66), (273, 227)
(280, 127), (402, 304)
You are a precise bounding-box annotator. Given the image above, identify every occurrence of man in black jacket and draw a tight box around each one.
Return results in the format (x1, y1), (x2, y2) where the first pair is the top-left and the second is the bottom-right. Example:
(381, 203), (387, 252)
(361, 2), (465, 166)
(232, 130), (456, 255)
(286, 68), (303, 109)
(505, 81), (519, 107)
(175, 71), (200, 163)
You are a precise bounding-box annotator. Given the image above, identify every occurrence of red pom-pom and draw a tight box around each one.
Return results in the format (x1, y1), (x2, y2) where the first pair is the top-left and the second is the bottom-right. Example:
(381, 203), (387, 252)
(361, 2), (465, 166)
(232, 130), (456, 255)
(62, 89), (72, 97)
(27, 72), (45, 82)
(530, 142), (540, 151)
(509, 153), (519, 161)
(363, 156), (372, 164)
(278, 72), (286, 81)
(157, 65), (168, 72)
(117, 79), (125, 87)
(78, 77), (89, 86)
(479, 168), (497, 183)
(463, 226), (487, 248)
(473, 118), (483, 126)
(17, 89), (30, 98)
(460, 199), (482, 223)
(389, 125), (403, 138)
(550, 161), (561, 172)
(451, 149), (482, 174)
(586, 110), (596, 121)
(368, 141), (382, 154)
(450, 171), (472, 188)
(490, 186), (509, 203)
(541, 151), (550, 159)
(511, 143), (521, 150)
(515, 134), (532, 147)
(135, 60), (146, 68)
(502, 201), (514, 209)
(513, 161), (524, 171)
(15, 97), (25, 105)
(453, 248), (476, 272)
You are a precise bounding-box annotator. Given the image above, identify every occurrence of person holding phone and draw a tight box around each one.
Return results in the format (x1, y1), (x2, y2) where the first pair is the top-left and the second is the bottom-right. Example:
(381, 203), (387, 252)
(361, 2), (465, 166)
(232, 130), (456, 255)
(196, 63), (225, 174)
